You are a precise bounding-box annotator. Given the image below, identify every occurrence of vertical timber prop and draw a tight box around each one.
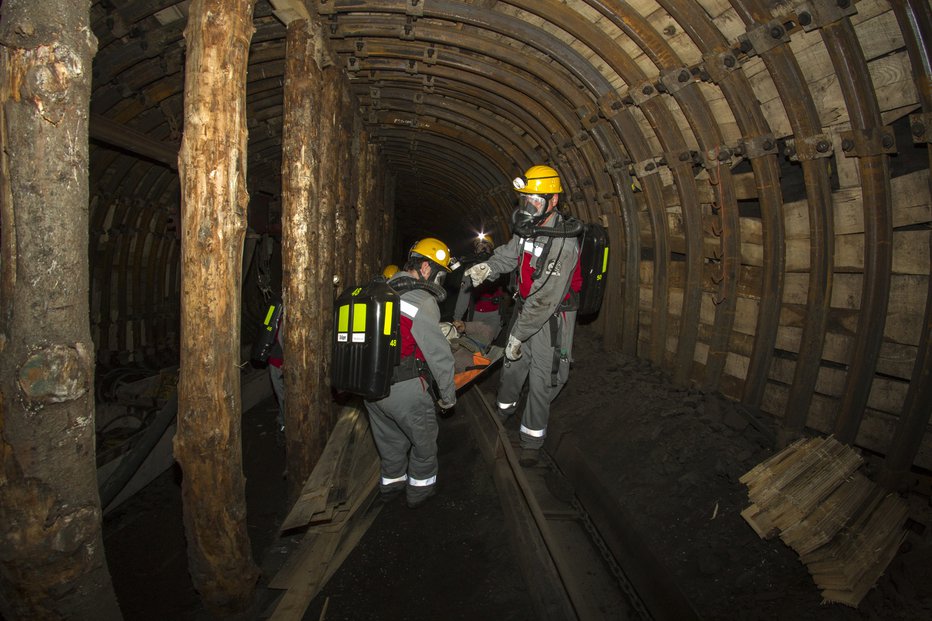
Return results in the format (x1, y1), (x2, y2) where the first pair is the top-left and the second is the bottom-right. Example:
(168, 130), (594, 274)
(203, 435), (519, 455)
(174, 0), (259, 614)
(281, 15), (325, 504)
(305, 61), (342, 491)
(0, 1), (122, 618)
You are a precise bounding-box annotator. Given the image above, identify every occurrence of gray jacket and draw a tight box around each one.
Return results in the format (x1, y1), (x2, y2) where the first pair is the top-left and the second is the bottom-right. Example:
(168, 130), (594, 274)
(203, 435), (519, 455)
(396, 284), (457, 405)
(484, 214), (580, 341)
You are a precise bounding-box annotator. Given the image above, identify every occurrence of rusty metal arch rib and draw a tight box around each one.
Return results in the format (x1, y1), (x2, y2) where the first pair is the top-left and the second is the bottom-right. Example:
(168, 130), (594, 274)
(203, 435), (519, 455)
(731, 0), (836, 446)
(647, 0), (786, 405)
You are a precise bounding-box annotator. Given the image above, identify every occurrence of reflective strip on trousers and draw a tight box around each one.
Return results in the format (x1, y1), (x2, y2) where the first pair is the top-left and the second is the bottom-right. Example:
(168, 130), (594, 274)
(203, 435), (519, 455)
(497, 401), (518, 410)
(520, 424), (546, 438)
(381, 474), (407, 486)
(408, 474), (437, 487)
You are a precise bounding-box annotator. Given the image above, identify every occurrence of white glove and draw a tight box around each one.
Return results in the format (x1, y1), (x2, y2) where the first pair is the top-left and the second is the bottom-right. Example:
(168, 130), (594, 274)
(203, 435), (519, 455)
(465, 262), (491, 287)
(505, 334), (523, 361)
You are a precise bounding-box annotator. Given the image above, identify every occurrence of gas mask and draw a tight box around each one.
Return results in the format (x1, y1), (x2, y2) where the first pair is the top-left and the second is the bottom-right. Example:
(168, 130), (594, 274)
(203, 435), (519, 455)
(511, 193), (552, 237)
(419, 260), (447, 287)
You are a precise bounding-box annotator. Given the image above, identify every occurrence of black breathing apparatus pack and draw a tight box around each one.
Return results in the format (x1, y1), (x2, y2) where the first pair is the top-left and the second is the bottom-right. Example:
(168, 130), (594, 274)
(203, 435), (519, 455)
(511, 205), (610, 317)
(330, 274), (446, 400)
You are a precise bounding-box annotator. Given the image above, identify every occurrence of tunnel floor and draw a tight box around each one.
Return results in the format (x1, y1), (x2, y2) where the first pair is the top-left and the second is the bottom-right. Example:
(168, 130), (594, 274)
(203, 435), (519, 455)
(102, 327), (931, 620)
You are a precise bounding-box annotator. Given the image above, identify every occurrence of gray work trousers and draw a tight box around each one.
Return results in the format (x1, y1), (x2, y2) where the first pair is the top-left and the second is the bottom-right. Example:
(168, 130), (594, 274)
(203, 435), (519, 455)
(497, 310), (576, 449)
(364, 377), (439, 504)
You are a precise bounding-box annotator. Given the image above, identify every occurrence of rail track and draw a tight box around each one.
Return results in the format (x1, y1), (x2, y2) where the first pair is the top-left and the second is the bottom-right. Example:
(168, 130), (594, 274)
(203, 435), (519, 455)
(460, 386), (699, 621)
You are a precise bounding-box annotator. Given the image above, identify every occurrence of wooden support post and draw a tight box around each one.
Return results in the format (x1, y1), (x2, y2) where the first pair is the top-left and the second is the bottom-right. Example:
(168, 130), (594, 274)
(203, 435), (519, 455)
(303, 62), (342, 488)
(355, 125), (374, 284)
(280, 17), (326, 503)
(174, 0), (259, 614)
(0, 2), (122, 619)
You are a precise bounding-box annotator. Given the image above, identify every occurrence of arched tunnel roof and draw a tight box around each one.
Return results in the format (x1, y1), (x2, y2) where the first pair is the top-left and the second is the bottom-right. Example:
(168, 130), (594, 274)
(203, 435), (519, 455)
(85, 0), (932, 470)
(88, 0), (765, 244)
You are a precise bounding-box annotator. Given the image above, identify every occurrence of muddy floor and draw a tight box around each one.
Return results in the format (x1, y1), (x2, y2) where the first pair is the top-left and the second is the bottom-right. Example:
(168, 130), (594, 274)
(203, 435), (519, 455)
(102, 324), (932, 620)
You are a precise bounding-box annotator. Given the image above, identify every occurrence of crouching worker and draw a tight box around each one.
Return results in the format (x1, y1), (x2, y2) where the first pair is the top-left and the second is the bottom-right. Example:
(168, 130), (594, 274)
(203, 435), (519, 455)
(365, 238), (457, 509)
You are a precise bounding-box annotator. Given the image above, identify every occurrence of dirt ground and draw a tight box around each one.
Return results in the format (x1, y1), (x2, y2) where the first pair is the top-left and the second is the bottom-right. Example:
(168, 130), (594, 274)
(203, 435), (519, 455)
(544, 325), (932, 621)
(101, 324), (932, 620)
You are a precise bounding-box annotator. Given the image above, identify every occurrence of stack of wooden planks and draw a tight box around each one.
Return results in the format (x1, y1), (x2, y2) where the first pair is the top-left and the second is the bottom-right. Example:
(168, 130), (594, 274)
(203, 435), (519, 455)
(740, 436), (908, 607)
(266, 406), (382, 620)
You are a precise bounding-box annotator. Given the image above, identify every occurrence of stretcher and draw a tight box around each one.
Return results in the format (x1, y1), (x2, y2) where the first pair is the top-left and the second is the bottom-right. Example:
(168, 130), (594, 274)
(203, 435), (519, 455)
(453, 344), (504, 391)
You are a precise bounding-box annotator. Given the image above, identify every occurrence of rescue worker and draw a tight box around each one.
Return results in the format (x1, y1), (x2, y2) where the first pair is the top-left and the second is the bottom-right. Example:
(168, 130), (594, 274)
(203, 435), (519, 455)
(454, 234), (505, 340)
(383, 264), (400, 279)
(465, 165), (582, 467)
(365, 238), (457, 508)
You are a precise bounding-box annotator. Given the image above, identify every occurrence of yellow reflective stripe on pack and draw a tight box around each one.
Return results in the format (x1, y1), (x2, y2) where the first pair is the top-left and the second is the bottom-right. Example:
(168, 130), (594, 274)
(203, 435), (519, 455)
(383, 301), (394, 335)
(337, 304), (350, 332)
(263, 304), (276, 326)
(602, 247), (609, 273)
(352, 303), (367, 332)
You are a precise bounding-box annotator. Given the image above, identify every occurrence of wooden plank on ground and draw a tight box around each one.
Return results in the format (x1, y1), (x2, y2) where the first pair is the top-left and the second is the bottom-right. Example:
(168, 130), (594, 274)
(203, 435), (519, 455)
(279, 407), (359, 532)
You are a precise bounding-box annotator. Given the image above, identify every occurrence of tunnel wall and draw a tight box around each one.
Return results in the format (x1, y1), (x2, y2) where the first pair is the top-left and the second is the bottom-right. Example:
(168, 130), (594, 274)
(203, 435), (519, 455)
(83, 0), (931, 478)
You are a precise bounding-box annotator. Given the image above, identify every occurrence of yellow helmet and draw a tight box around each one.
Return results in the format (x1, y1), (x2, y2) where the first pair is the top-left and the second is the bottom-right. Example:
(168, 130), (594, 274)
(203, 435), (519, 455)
(382, 264), (400, 278)
(409, 237), (453, 271)
(513, 164), (562, 195)
(474, 234), (493, 254)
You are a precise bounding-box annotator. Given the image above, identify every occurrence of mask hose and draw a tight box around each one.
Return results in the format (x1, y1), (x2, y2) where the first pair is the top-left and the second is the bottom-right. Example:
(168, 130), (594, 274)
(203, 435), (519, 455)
(511, 209), (585, 239)
(390, 275), (447, 302)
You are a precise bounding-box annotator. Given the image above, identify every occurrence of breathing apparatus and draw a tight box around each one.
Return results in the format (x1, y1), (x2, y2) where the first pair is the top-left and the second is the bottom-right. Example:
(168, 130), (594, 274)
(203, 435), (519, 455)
(390, 274), (447, 302)
(510, 166), (584, 240)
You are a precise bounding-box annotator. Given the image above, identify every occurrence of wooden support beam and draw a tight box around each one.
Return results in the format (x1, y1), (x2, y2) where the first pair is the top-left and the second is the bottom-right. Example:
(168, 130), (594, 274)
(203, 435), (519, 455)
(174, 0), (259, 615)
(0, 2), (122, 618)
(280, 16), (326, 502)
(89, 113), (178, 169)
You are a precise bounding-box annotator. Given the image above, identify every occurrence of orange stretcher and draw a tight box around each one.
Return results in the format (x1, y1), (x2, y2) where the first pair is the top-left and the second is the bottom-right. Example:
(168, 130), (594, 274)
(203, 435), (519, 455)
(453, 345), (503, 391)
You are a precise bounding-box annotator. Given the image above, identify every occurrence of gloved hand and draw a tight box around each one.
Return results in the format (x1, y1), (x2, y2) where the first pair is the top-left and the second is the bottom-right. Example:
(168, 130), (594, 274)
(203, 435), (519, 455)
(505, 334), (523, 361)
(437, 399), (456, 418)
(465, 262), (491, 287)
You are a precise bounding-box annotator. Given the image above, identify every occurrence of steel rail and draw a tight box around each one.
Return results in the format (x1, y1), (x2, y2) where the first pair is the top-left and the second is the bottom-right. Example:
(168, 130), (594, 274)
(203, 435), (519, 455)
(461, 387), (620, 620)
(730, 0), (836, 447)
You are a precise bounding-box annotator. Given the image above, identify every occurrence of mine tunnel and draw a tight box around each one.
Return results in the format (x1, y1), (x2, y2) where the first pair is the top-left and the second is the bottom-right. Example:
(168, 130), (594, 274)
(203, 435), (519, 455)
(1, 0), (931, 619)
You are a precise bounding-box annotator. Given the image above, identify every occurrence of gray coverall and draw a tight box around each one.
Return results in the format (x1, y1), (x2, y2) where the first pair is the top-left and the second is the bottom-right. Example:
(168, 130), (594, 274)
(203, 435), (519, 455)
(484, 218), (579, 449)
(364, 279), (457, 504)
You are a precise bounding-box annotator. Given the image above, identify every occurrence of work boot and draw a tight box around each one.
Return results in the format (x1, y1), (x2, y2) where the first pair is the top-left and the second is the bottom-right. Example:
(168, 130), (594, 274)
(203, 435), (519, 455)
(519, 448), (539, 467)
(406, 488), (436, 509)
(497, 403), (517, 423)
(379, 485), (404, 503)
